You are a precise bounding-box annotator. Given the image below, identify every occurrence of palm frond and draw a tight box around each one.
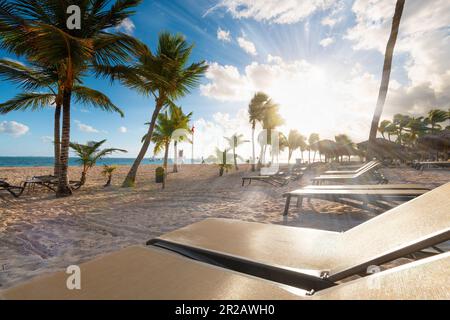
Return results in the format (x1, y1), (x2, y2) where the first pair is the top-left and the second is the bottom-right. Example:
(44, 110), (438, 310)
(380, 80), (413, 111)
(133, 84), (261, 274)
(0, 92), (55, 113)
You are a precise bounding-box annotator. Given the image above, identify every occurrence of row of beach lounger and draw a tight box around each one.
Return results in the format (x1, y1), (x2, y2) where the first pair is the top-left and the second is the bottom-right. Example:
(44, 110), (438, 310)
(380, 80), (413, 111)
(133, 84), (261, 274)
(412, 161), (450, 171)
(2, 182), (449, 299)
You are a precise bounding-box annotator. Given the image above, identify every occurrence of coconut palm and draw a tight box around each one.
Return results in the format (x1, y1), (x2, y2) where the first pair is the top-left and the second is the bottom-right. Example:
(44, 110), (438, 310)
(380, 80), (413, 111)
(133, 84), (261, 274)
(368, 0), (405, 157)
(102, 165), (118, 187)
(224, 133), (249, 170)
(109, 32), (208, 187)
(335, 134), (356, 162)
(0, 59), (123, 177)
(392, 114), (411, 144)
(260, 100), (284, 164)
(281, 130), (306, 164)
(378, 120), (392, 140)
(308, 133), (320, 162)
(69, 140), (127, 186)
(404, 117), (428, 146)
(248, 92), (269, 171)
(0, 0), (144, 197)
(206, 148), (234, 176)
(425, 109), (449, 134)
(143, 105), (192, 172)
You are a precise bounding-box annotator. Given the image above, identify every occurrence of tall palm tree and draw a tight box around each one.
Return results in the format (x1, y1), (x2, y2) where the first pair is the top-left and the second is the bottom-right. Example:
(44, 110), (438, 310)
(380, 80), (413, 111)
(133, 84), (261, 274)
(0, 0), (143, 197)
(111, 32), (207, 187)
(308, 133), (320, 162)
(0, 59), (123, 177)
(248, 92), (269, 171)
(69, 140), (127, 186)
(260, 100), (284, 164)
(283, 130), (307, 164)
(224, 133), (249, 170)
(368, 0), (405, 157)
(426, 109), (448, 134)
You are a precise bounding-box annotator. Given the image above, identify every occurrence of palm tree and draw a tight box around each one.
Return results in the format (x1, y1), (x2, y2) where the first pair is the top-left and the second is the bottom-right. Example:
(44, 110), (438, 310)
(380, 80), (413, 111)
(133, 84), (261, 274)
(0, 59), (123, 177)
(426, 109), (449, 134)
(143, 105), (192, 172)
(109, 32), (208, 187)
(69, 140), (127, 186)
(248, 92), (269, 171)
(102, 165), (118, 187)
(281, 130), (306, 164)
(224, 133), (249, 170)
(0, 0), (143, 197)
(308, 133), (320, 162)
(378, 120), (392, 140)
(368, 0), (405, 157)
(260, 100), (284, 164)
(206, 148), (233, 176)
(392, 114), (411, 144)
(335, 134), (356, 162)
(404, 117), (427, 146)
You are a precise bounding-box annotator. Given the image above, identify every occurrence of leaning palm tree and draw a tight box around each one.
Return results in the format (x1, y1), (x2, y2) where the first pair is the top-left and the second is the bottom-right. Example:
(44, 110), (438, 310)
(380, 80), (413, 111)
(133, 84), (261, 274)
(102, 165), (118, 187)
(110, 32), (208, 187)
(69, 140), (127, 186)
(368, 0), (405, 158)
(0, 59), (123, 177)
(224, 133), (249, 170)
(426, 109), (449, 134)
(284, 130), (306, 164)
(248, 92), (269, 171)
(392, 114), (411, 145)
(0, 0), (143, 197)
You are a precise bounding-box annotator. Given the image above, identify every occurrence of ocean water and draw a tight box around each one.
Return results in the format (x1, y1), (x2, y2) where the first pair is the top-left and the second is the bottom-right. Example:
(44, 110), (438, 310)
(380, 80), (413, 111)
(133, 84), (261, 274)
(0, 157), (177, 167)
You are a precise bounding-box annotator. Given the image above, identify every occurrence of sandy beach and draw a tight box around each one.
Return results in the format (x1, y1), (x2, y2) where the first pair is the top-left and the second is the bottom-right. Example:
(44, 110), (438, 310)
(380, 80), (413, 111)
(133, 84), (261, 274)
(0, 164), (449, 290)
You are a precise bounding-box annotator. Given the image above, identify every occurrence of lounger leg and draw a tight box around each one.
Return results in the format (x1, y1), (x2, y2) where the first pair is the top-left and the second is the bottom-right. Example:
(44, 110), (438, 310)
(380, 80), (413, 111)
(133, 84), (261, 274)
(296, 196), (303, 211)
(242, 179), (245, 187)
(283, 195), (291, 216)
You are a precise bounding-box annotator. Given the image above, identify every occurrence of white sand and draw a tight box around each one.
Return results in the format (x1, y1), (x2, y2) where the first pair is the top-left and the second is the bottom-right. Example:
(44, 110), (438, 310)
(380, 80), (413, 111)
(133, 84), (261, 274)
(0, 164), (449, 289)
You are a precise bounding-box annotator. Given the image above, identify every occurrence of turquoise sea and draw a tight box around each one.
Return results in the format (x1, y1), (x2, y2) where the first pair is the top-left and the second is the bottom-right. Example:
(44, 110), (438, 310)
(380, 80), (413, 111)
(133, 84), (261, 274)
(0, 157), (174, 167)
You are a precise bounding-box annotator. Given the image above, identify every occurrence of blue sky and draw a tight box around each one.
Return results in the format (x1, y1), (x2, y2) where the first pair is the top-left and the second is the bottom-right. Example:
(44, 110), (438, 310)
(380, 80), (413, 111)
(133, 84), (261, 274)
(0, 0), (449, 158)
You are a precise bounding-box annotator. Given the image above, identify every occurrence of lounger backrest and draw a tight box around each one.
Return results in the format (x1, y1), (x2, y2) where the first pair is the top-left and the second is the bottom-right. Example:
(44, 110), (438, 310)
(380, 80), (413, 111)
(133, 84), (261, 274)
(330, 183), (450, 279)
(353, 161), (381, 177)
(316, 252), (450, 300)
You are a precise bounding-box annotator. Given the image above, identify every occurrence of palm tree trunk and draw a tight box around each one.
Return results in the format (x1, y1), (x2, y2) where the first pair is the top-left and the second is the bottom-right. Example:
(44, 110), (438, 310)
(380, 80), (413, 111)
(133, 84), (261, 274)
(251, 122), (256, 171)
(54, 103), (61, 177)
(368, 0), (405, 158)
(233, 146), (238, 170)
(57, 90), (73, 197)
(122, 99), (163, 187)
(173, 140), (178, 173)
(163, 140), (170, 171)
(80, 167), (87, 186)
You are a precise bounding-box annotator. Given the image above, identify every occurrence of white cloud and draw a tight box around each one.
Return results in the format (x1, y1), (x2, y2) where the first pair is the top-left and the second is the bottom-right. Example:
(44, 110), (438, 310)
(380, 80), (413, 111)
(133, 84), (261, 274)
(319, 37), (335, 47)
(210, 0), (337, 24)
(200, 54), (450, 142)
(0, 121), (29, 137)
(119, 126), (128, 133)
(237, 36), (257, 56)
(217, 27), (231, 42)
(115, 18), (135, 35)
(40, 136), (53, 143)
(74, 120), (99, 133)
(346, 0), (450, 93)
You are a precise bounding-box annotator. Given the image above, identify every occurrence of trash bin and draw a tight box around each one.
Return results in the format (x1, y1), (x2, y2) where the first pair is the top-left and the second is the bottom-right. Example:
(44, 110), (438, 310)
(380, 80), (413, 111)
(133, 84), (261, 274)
(155, 167), (165, 183)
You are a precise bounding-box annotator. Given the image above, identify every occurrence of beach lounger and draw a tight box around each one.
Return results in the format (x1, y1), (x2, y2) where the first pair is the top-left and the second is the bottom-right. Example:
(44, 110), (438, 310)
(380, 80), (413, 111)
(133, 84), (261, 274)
(0, 179), (25, 198)
(242, 172), (296, 187)
(283, 187), (429, 215)
(311, 162), (387, 185)
(2, 246), (448, 300)
(148, 183), (450, 288)
(322, 161), (379, 175)
(23, 175), (82, 192)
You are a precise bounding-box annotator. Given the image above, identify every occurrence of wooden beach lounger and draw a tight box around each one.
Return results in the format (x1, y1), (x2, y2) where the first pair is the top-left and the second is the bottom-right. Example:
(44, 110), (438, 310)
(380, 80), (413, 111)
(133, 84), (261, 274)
(413, 161), (450, 171)
(23, 175), (82, 192)
(282, 187), (430, 215)
(322, 161), (379, 175)
(2, 246), (448, 300)
(148, 183), (450, 287)
(242, 172), (299, 187)
(311, 162), (387, 185)
(0, 179), (25, 198)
